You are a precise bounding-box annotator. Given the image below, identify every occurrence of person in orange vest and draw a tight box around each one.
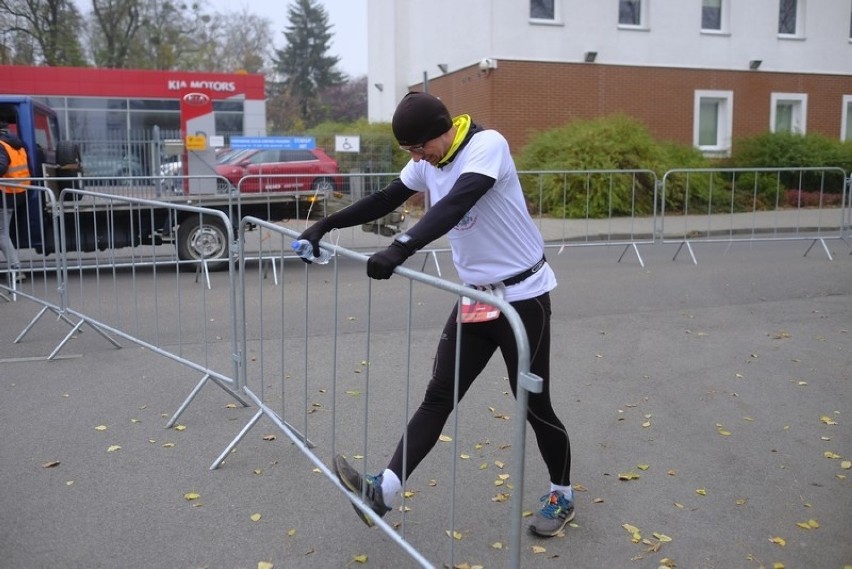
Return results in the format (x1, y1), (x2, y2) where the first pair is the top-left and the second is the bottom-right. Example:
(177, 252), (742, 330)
(0, 120), (31, 282)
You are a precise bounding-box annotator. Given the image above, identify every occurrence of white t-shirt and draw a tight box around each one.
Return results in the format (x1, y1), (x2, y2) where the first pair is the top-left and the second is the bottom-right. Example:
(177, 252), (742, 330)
(399, 129), (556, 302)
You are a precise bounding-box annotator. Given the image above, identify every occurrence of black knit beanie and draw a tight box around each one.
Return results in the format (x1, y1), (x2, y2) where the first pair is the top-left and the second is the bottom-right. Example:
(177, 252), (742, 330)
(392, 92), (452, 146)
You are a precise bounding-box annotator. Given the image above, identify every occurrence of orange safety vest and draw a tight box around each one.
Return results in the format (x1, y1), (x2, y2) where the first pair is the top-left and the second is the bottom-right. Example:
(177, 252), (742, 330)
(0, 139), (31, 194)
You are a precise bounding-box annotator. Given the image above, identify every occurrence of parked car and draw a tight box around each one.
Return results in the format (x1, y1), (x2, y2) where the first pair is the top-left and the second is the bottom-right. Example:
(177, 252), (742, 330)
(82, 149), (146, 186)
(214, 147), (342, 194)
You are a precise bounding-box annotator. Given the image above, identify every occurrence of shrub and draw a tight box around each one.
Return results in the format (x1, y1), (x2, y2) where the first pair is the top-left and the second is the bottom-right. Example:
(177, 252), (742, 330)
(730, 132), (851, 205)
(517, 115), (710, 217)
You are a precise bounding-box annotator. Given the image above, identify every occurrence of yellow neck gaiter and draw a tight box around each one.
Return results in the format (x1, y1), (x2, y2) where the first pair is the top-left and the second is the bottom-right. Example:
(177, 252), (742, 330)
(438, 114), (471, 167)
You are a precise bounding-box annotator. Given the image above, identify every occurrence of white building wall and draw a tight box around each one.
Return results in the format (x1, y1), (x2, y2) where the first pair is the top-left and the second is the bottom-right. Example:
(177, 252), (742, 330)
(367, 0), (852, 121)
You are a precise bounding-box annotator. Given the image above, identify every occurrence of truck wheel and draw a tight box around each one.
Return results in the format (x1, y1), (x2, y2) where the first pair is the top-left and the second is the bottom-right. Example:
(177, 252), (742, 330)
(176, 215), (230, 271)
(56, 141), (81, 168)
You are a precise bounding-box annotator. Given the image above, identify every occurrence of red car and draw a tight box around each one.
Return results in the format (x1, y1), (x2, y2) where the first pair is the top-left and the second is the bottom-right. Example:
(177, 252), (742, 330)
(215, 147), (341, 194)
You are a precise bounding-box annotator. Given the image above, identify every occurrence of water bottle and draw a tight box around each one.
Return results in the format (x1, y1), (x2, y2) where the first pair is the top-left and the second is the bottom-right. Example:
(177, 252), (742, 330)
(291, 239), (332, 264)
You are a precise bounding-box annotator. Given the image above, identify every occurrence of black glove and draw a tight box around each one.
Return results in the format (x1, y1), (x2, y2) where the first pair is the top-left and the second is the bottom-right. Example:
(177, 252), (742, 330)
(367, 241), (412, 280)
(296, 219), (331, 264)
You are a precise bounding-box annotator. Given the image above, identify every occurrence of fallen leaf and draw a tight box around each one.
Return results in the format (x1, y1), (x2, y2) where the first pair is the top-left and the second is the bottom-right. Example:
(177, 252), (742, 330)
(531, 545), (546, 554)
(637, 464), (650, 471)
(107, 445), (121, 453)
(184, 492), (200, 501)
(824, 451), (841, 459)
(439, 435), (453, 442)
(653, 532), (673, 542)
(445, 530), (463, 540)
(95, 425), (107, 431)
(174, 425), (187, 431)
(618, 472), (641, 481)
(841, 461), (851, 470)
(162, 442), (175, 448)
(251, 513), (262, 522)
(287, 528), (296, 537)
(769, 536), (786, 547)
(820, 415), (838, 425)
(262, 435), (276, 441)
(795, 519), (819, 530)
(258, 562), (273, 569)
(696, 488), (707, 496)
(42, 461), (60, 468)
(352, 554), (368, 564)
(491, 542), (504, 549)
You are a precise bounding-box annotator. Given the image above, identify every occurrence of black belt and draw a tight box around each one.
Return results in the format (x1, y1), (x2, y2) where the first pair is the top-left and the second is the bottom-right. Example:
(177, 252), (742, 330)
(502, 256), (546, 287)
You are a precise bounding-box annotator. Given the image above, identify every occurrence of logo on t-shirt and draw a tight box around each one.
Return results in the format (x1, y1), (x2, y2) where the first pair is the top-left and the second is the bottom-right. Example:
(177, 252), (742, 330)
(455, 211), (477, 232)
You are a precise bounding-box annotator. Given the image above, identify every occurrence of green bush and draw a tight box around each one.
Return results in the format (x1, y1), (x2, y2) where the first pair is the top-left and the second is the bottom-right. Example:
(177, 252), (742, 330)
(730, 132), (851, 206)
(516, 115), (710, 217)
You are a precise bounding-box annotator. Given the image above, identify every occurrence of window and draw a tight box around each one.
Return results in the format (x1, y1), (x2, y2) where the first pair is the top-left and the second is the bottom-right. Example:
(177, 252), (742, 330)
(778, 0), (804, 36)
(770, 93), (807, 134)
(694, 90), (734, 155)
(619, 0), (644, 26)
(701, 0), (725, 32)
(530, 0), (555, 20)
(842, 96), (852, 141)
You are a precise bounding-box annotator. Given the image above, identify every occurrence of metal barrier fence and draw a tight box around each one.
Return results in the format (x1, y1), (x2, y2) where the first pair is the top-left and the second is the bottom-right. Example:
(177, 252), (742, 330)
(519, 169), (658, 267)
(49, 188), (249, 424)
(212, 218), (543, 569)
(0, 182), (69, 338)
(659, 167), (850, 263)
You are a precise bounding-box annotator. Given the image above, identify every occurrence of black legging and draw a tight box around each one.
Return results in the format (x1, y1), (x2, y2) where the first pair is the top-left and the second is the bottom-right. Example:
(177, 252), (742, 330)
(388, 292), (571, 486)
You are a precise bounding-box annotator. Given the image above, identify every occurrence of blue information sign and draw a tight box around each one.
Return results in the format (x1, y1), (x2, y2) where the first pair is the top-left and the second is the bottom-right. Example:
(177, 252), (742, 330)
(230, 136), (316, 150)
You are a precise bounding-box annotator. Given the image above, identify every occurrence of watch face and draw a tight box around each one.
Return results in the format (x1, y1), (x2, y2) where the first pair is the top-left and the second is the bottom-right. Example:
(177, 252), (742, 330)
(397, 234), (412, 244)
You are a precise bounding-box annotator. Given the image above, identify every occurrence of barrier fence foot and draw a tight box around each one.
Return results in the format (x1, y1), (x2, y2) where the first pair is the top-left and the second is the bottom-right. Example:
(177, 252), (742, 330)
(210, 408), (263, 470)
(194, 260), (212, 289)
(803, 237), (833, 261)
(47, 317), (121, 360)
(617, 242), (645, 268)
(673, 240), (698, 264)
(167, 373), (251, 429)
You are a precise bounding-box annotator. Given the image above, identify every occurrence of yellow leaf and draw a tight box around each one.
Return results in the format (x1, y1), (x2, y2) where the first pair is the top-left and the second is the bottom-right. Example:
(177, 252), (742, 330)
(459, 453), (470, 459)
(673, 502), (684, 509)
(439, 435), (453, 442)
(479, 463), (489, 470)
(353, 454), (364, 460)
(258, 562), (273, 569)
(352, 554), (368, 564)
(769, 536), (786, 547)
(95, 425), (107, 431)
(184, 492), (200, 501)
(495, 460), (505, 469)
(736, 498), (747, 505)
(840, 461), (851, 470)
(494, 479), (504, 486)
(653, 532), (673, 542)
(642, 421), (652, 428)
(287, 528), (296, 537)
(403, 490), (416, 498)
(618, 472), (640, 481)
(623, 523), (640, 534)
(637, 464), (650, 471)
(41, 461), (60, 468)
(824, 451), (841, 459)
(772, 563), (785, 569)
(174, 425), (187, 431)
(445, 530), (463, 540)
(696, 488), (707, 496)
(162, 442), (175, 448)
(531, 545), (546, 554)
(659, 558), (677, 568)
(820, 415), (837, 425)
(491, 492), (510, 503)
(107, 445), (121, 453)
(491, 542), (504, 549)
(251, 513), (262, 522)
(717, 429), (732, 436)
(225, 403), (237, 408)
(253, 469), (262, 475)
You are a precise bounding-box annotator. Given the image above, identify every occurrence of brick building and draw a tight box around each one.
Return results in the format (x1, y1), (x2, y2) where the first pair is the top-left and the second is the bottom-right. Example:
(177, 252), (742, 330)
(367, 0), (852, 155)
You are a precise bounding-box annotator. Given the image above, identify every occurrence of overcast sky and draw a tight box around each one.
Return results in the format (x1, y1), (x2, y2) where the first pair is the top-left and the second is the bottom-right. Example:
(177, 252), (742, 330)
(204, 0), (368, 77)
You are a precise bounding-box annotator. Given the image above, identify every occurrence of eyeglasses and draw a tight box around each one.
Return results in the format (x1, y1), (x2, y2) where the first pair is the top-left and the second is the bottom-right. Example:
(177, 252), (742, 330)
(399, 143), (426, 153)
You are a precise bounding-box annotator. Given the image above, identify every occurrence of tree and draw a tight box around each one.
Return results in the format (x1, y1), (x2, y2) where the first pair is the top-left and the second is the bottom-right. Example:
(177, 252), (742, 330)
(124, 0), (214, 70)
(0, 0), (86, 66)
(203, 8), (274, 74)
(273, 0), (344, 128)
(319, 75), (367, 123)
(88, 0), (144, 68)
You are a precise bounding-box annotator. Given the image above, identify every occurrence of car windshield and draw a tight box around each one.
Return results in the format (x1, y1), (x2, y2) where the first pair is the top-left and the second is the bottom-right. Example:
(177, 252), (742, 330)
(217, 149), (254, 164)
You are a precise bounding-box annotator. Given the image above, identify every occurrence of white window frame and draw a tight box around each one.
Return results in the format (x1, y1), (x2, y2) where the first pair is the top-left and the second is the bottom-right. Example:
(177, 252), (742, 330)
(618, 0), (650, 30)
(530, 0), (560, 23)
(841, 95), (852, 141)
(701, 0), (729, 34)
(694, 90), (734, 156)
(770, 93), (808, 134)
(778, 0), (806, 39)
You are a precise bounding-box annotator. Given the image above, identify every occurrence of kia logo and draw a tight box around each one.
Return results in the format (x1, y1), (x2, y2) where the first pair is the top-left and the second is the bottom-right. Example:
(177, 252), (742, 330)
(182, 92), (210, 106)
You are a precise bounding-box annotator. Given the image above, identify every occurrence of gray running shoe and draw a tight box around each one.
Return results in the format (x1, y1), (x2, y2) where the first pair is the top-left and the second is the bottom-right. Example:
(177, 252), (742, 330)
(332, 454), (390, 527)
(529, 490), (575, 537)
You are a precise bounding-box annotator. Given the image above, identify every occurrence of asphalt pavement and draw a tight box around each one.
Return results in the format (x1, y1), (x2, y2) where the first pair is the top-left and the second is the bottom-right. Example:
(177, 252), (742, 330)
(1, 236), (851, 569)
